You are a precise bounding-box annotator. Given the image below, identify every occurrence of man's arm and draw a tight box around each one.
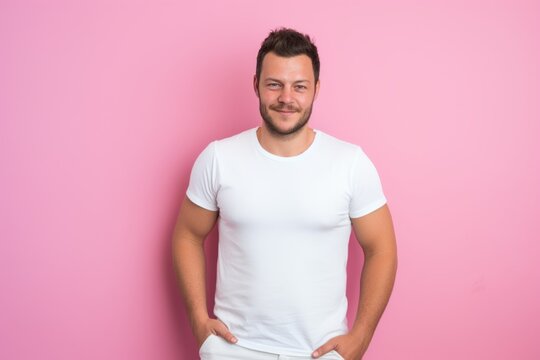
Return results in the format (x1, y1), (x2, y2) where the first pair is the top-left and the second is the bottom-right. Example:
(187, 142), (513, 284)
(171, 196), (237, 348)
(312, 203), (397, 359)
(350, 203), (398, 353)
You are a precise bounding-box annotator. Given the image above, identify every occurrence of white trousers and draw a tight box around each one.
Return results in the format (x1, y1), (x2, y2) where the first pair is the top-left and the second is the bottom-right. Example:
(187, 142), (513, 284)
(199, 334), (345, 360)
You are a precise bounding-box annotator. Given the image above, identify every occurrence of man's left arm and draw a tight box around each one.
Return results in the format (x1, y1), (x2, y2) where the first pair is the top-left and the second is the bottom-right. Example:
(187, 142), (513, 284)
(312, 204), (397, 359)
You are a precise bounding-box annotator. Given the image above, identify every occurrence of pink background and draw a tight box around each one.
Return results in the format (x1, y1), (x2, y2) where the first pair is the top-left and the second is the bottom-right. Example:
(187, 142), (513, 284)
(1, 0), (539, 359)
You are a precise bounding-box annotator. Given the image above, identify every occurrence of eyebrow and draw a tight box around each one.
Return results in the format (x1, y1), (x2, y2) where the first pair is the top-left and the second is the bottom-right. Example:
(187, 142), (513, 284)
(264, 78), (311, 84)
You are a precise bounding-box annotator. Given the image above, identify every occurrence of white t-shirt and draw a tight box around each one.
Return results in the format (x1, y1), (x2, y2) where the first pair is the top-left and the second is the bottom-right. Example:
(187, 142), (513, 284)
(186, 127), (387, 356)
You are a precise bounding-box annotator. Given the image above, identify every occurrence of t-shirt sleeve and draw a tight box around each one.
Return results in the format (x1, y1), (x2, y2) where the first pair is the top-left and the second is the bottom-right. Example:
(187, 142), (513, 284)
(349, 148), (387, 218)
(185, 141), (219, 211)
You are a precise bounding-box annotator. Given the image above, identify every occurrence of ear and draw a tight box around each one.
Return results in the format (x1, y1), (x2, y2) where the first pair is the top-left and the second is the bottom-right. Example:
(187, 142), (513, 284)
(314, 79), (321, 100)
(253, 75), (259, 98)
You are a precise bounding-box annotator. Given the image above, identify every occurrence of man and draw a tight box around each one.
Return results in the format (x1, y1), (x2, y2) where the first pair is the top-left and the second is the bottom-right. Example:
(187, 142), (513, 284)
(172, 28), (397, 360)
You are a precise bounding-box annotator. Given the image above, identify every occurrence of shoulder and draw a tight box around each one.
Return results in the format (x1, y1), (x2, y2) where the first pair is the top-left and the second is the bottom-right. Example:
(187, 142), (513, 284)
(316, 128), (366, 161)
(213, 127), (254, 149)
(198, 128), (256, 164)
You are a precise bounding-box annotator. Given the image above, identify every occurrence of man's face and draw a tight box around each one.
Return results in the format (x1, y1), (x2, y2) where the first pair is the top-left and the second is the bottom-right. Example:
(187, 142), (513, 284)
(255, 52), (320, 136)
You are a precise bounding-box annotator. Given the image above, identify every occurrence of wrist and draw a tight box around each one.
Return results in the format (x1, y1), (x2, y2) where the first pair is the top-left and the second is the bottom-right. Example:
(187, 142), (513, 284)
(350, 325), (375, 341)
(189, 310), (210, 330)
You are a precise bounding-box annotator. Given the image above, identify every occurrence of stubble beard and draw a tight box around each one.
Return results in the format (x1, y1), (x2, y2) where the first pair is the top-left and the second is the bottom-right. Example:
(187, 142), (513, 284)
(259, 100), (314, 137)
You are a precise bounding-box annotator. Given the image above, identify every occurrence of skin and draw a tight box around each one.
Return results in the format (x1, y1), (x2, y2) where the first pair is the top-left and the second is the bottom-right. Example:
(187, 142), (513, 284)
(254, 51), (320, 157)
(311, 207), (397, 359)
(172, 52), (398, 360)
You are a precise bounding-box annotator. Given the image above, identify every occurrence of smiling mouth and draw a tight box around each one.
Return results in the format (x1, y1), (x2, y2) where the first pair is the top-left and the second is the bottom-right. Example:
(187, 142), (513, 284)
(272, 107), (298, 113)
(271, 104), (299, 112)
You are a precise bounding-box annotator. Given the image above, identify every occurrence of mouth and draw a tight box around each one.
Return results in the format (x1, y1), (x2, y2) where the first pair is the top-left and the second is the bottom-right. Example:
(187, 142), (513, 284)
(272, 107), (298, 114)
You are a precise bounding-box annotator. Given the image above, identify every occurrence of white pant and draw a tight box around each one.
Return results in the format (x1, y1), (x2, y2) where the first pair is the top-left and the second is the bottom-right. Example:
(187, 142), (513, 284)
(199, 334), (345, 360)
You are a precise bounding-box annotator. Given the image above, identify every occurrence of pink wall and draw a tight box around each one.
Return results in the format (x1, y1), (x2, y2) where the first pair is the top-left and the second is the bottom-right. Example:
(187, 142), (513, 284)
(1, 1), (539, 359)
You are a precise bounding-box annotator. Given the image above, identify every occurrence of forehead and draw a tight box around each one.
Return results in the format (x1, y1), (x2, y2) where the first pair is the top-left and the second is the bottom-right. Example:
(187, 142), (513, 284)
(260, 52), (314, 81)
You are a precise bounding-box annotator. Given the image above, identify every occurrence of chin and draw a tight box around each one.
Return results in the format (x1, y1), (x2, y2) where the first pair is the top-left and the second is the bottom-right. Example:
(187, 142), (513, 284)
(260, 104), (310, 136)
(272, 122), (307, 136)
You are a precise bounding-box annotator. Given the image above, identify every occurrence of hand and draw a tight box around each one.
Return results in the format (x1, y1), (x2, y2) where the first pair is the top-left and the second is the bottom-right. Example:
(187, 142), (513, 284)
(311, 332), (370, 360)
(195, 317), (238, 349)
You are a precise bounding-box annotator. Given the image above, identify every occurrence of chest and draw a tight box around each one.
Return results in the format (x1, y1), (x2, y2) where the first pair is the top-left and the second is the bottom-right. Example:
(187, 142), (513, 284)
(216, 160), (352, 230)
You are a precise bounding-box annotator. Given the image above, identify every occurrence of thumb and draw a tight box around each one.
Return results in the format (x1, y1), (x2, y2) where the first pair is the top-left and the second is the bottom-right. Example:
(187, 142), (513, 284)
(312, 341), (336, 358)
(214, 324), (238, 344)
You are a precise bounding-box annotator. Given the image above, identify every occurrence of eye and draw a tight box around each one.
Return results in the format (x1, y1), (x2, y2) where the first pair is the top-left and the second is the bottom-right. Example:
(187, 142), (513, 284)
(267, 83), (281, 89)
(295, 85), (307, 91)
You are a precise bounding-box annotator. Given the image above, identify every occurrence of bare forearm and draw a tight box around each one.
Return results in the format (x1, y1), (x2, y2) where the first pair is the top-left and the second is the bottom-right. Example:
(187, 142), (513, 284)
(351, 250), (397, 340)
(172, 238), (209, 331)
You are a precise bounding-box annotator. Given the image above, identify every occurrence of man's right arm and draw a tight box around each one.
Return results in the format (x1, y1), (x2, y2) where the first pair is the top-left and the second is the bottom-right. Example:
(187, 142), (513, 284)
(171, 196), (237, 348)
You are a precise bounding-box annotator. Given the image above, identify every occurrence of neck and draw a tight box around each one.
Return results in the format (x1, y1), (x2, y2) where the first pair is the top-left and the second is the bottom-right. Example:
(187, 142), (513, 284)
(256, 125), (316, 157)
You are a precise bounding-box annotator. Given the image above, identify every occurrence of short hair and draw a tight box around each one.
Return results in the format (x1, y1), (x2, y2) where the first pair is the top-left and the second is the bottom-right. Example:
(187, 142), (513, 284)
(256, 27), (320, 84)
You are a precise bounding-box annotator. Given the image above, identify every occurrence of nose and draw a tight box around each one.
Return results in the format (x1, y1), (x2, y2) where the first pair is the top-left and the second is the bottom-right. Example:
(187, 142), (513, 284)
(277, 85), (293, 104)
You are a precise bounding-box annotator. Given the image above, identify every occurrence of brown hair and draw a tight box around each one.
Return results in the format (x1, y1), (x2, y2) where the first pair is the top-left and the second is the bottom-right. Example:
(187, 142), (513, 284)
(256, 27), (320, 85)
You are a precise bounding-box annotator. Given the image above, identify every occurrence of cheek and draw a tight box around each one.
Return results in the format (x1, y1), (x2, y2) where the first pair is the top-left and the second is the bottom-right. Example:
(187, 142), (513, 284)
(261, 93), (277, 105)
(298, 96), (312, 108)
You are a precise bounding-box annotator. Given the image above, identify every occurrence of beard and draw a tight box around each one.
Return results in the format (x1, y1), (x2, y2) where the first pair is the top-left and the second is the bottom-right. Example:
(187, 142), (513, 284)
(259, 100), (314, 137)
